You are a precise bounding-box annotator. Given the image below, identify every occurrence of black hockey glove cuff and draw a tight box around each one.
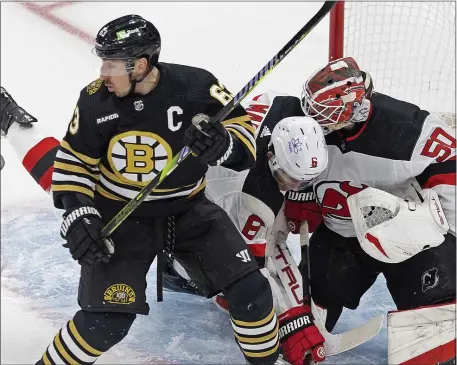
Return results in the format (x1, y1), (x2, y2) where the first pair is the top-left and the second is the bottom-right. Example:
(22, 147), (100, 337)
(183, 114), (234, 166)
(60, 206), (114, 266)
(0, 87), (37, 136)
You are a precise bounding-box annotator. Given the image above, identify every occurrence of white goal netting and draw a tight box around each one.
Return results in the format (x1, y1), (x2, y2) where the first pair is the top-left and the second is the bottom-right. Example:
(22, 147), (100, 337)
(341, 2), (455, 115)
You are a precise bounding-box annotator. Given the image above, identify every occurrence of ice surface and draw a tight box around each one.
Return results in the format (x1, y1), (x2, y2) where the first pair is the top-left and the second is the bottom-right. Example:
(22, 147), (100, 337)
(1, 202), (394, 364)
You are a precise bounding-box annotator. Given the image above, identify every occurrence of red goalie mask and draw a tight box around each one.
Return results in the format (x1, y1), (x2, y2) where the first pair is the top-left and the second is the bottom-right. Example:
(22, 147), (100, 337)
(301, 57), (373, 128)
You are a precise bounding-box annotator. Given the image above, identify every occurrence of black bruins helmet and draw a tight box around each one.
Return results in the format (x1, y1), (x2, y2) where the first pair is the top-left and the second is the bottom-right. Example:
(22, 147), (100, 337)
(94, 14), (161, 69)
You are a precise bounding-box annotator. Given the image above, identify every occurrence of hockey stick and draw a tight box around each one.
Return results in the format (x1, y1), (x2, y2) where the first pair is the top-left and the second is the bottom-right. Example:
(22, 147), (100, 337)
(271, 222), (383, 356)
(100, 1), (337, 238)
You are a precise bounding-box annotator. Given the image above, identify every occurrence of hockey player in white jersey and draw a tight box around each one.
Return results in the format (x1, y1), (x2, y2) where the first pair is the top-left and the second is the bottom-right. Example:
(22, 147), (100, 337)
(245, 56), (456, 365)
(1, 86), (330, 365)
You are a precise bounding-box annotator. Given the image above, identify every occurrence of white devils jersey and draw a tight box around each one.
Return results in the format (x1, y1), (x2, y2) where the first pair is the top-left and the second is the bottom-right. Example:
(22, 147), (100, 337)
(247, 91), (456, 239)
(205, 92), (293, 260)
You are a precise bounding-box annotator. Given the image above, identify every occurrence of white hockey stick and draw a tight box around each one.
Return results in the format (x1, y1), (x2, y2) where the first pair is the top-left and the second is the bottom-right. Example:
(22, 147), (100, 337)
(270, 221), (383, 356)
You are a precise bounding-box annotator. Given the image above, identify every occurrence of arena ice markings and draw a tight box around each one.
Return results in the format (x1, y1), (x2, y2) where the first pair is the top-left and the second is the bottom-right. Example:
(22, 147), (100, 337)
(18, 2), (94, 45)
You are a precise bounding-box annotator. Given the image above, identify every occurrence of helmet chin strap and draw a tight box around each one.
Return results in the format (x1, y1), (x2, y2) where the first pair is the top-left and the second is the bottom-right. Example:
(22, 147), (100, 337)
(125, 59), (153, 97)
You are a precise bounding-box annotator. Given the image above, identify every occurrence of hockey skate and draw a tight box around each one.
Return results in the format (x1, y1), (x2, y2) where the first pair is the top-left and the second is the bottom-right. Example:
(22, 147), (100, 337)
(0, 87), (37, 136)
(163, 258), (205, 297)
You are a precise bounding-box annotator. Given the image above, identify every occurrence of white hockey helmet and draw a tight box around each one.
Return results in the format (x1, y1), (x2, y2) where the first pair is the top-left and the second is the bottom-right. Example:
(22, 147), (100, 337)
(268, 116), (328, 191)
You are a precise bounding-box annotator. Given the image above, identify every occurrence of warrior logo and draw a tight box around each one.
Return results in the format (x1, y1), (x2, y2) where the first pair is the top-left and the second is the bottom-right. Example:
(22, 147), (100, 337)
(421, 267), (439, 293)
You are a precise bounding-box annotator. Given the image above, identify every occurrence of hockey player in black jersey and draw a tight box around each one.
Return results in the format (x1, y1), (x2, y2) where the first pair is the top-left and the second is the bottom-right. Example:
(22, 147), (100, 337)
(1, 82), (329, 365)
(18, 14), (285, 365)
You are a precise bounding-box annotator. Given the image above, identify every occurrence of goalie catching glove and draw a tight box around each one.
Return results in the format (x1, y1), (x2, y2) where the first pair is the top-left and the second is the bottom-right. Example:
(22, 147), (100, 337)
(348, 187), (449, 263)
(60, 206), (114, 266)
(184, 113), (233, 166)
(278, 305), (326, 365)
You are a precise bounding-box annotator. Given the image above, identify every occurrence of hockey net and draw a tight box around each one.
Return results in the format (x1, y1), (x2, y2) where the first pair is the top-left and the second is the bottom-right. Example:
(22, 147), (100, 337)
(329, 1), (456, 123)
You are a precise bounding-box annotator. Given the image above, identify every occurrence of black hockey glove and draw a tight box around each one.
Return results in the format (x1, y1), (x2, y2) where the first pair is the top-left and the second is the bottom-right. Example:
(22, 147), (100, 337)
(183, 114), (233, 166)
(0, 86), (37, 136)
(60, 206), (114, 266)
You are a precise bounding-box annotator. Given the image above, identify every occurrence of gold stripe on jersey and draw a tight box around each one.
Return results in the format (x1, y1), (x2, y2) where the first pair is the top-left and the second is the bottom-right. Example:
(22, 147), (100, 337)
(223, 122), (256, 149)
(99, 163), (180, 192)
(97, 164), (206, 202)
(52, 140), (100, 198)
(189, 179), (206, 197)
(223, 115), (256, 134)
(96, 184), (127, 201)
(54, 161), (98, 180)
(52, 184), (95, 199)
(60, 140), (100, 167)
(226, 127), (256, 160)
(222, 116), (256, 142)
(55, 149), (99, 173)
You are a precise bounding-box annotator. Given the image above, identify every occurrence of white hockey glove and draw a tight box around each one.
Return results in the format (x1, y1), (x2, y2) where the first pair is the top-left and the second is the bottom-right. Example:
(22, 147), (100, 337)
(348, 187), (449, 263)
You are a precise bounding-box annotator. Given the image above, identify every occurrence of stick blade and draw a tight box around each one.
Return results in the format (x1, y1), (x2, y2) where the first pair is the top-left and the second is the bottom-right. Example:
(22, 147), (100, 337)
(322, 312), (384, 355)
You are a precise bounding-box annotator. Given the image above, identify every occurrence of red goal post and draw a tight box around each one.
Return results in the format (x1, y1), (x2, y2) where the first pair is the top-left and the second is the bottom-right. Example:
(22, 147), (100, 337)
(328, 1), (456, 117)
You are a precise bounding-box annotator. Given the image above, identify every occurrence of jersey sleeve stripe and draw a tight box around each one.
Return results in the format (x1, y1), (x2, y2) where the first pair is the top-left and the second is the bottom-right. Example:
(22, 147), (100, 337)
(60, 140), (100, 166)
(95, 184), (127, 201)
(188, 178), (206, 197)
(98, 163), (201, 193)
(224, 123), (256, 147)
(421, 173), (456, 189)
(226, 127), (256, 160)
(51, 184), (95, 199)
(22, 137), (59, 174)
(55, 150), (99, 173)
(416, 159), (456, 187)
(52, 170), (98, 186)
(54, 161), (99, 180)
(98, 174), (203, 201)
(28, 145), (59, 184)
(223, 116), (256, 135)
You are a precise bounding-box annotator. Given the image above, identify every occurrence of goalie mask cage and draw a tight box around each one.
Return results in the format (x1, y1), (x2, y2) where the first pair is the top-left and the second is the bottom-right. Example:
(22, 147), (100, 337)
(329, 1), (456, 115)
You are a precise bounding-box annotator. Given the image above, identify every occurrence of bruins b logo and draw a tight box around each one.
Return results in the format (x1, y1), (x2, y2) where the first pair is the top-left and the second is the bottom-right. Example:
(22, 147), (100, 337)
(108, 131), (172, 186)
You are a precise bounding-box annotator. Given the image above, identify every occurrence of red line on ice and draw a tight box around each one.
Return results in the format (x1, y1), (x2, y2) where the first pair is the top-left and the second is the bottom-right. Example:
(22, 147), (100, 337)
(18, 2), (94, 45)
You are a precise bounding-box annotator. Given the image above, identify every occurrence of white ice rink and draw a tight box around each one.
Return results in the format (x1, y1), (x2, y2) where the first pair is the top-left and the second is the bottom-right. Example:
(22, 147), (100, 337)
(1, 2), (395, 364)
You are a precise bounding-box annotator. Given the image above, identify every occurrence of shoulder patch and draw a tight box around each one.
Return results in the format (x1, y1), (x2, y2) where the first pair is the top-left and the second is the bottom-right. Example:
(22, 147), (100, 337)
(87, 79), (103, 95)
(69, 106), (79, 135)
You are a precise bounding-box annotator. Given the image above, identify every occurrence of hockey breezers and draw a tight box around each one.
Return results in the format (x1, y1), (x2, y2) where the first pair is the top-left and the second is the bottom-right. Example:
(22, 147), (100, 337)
(270, 221), (383, 356)
(100, 1), (337, 239)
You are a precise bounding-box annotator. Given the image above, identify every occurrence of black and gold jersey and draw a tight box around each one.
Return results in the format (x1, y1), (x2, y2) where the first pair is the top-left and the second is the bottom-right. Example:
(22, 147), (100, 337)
(51, 62), (256, 215)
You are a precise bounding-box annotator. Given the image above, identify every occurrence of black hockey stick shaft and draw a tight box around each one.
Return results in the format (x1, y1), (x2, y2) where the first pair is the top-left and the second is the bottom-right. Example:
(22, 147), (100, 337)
(101, 1), (337, 238)
(299, 222), (312, 307)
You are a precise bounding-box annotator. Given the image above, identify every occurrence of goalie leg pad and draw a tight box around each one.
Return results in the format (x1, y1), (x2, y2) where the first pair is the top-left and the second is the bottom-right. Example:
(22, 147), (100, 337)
(388, 301), (456, 364)
(223, 270), (280, 365)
